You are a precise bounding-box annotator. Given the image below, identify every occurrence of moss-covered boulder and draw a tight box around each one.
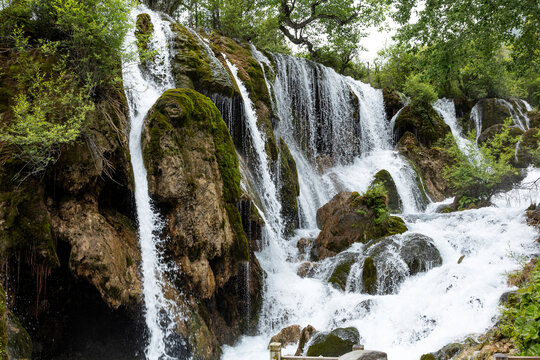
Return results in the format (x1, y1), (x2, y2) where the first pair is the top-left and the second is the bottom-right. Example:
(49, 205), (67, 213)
(142, 88), (263, 351)
(382, 88), (403, 121)
(306, 327), (360, 357)
(393, 104), (450, 147)
(295, 325), (317, 356)
(370, 170), (402, 213)
(314, 191), (407, 259)
(477, 123), (523, 144)
(279, 138), (300, 236)
(362, 256), (378, 295)
(476, 98), (513, 133)
(515, 128), (539, 168)
(170, 24), (235, 97)
(397, 132), (452, 201)
(328, 253), (357, 291)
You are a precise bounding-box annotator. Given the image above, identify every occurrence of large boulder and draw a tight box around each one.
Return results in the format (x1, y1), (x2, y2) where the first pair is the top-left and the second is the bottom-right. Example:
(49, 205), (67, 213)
(315, 191), (407, 259)
(142, 88), (263, 348)
(269, 325), (301, 347)
(306, 327), (361, 357)
(475, 98), (513, 133)
(393, 104), (451, 147)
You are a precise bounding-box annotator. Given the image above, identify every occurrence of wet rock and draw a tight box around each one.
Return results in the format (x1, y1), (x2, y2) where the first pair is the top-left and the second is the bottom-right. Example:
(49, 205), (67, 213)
(328, 254), (357, 291)
(514, 128), (539, 168)
(393, 104), (450, 147)
(306, 327), (361, 357)
(297, 237), (313, 255)
(476, 98), (513, 133)
(432, 342), (463, 360)
(135, 13), (153, 56)
(297, 262), (318, 278)
(315, 192), (407, 259)
(339, 350), (388, 360)
(528, 110), (540, 128)
(382, 88), (403, 121)
(370, 170), (402, 213)
(270, 324), (301, 347)
(399, 233), (442, 275)
(295, 325), (318, 356)
(279, 138), (300, 236)
(6, 310), (32, 360)
(398, 131), (452, 201)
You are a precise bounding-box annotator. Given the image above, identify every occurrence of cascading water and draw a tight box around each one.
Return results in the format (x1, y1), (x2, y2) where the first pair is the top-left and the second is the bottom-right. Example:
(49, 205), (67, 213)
(221, 48), (539, 360)
(122, 7), (184, 360)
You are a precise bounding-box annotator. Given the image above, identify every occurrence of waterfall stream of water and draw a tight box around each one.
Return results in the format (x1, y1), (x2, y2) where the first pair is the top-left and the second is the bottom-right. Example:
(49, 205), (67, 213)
(122, 7), (183, 360)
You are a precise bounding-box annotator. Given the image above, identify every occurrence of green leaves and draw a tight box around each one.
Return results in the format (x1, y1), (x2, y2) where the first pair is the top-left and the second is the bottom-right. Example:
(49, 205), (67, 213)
(502, 261), (540, 355)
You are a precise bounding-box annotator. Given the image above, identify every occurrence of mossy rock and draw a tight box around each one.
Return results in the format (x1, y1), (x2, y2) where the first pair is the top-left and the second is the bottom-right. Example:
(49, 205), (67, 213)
(6, 311), (32, 360)
(362, 256), (377, 295)
(370, 170), (402, 213)
(328, 256), (355, 291)
(279, 138), (300, 236)
(382, 88), (403, 121)
(0, 285), (6, 360)
(515, 128), (539, 168)
(0, 179), (59, 268)
(306, 327), (360, 357)
(135, 13), (153, 56)
(170, 25), (235, 97)
(394, 104), (450, 147)
(477, 98), (513, 132)
(420, 354), (436, 360)
(315, 191), (407, 259)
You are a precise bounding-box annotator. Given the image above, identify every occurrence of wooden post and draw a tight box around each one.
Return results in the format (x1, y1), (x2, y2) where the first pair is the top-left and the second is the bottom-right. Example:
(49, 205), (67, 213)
(269, 342), (282, 360)
(353, 344), (364, 351)
(494, 354), (508, 360)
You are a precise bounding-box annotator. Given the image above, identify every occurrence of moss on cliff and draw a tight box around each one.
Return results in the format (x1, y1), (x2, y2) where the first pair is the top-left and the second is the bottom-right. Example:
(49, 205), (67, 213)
(362, 256), (377, 295)
(394, 104), (450, 147)
(279, 138), (300, 236)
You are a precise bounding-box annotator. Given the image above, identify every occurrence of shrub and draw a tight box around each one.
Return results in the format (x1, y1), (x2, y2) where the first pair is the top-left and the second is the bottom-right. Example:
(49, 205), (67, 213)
(403, 73), (438, 107)
(501, 261), (540, 355)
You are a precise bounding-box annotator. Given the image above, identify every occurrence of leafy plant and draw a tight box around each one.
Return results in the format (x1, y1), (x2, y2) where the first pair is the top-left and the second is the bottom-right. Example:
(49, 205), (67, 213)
(501, 261), (540, 355)
(362, 183), (390, 225)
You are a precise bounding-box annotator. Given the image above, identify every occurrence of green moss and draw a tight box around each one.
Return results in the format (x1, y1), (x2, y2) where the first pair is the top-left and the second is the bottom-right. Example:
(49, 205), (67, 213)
(394, 104), (450, 147)
(328, 260), (353, 291)
(371, 170), (401, 213)
(306, 328), (358, 357)
(6, 311), (31, 360)
(278, 138), (300, 236)
(362, 256), (377, 295)
(226, 204), (249, 262)
(135, 13), (153, 58)
(420, 354), (435, 360)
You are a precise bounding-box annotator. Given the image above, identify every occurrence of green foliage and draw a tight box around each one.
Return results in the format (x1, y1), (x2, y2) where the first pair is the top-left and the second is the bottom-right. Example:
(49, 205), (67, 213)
(443, 119), (520, 205)
(0, 29), (94, 176)
(402, 73), (437, 107)
(501, 261), (540, 355)
(362, 183), (390, 225)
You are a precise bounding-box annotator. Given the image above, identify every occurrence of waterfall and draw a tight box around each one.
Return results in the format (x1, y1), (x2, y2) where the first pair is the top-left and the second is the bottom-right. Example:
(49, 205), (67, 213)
(221, 47), (539, 360)
(471, 103), (483, 140)
(122, 7), (183, 360)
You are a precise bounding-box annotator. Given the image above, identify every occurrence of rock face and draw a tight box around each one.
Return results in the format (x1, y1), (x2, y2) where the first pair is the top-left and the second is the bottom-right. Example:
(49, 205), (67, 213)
(398, 132), (452, 201)
(306, 327), (361, 357)
(382, 88), (403, 121)
(515, 128), (539, 168)
(393, 104), (450, 147)
(279, 138), (300, 236)
(315, 192), (407, 259)
(142, 88), (264, 350)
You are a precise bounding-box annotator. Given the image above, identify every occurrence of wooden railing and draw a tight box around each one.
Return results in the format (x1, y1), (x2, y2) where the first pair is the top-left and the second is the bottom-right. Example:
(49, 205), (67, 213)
(494, 355), (540, 360)
(269, 342), (364, 360)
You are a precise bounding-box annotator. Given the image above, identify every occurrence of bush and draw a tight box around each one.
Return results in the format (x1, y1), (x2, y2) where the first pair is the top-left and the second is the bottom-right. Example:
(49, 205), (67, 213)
(403, 73), (438, 107)
(443, 119), (521, 207)
(501, 261), (540, 355)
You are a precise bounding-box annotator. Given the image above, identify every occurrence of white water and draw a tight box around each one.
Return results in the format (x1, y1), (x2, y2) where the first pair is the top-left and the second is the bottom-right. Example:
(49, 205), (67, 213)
(220, 51), (540, 360)
(122, 7), (182, 360)
(433, 99), (469, 151)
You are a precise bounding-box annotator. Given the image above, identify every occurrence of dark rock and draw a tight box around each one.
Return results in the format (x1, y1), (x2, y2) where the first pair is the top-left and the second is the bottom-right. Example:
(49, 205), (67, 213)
(399, 233), (442, 275)
(270, 325), (301, 347)
(315, 192), (407, 259)
(328, 253), (357, 291)
(432, 342), (463, 360)
(528, 110), (540, 128)
(393, 104), (451, 147)
(306, 327), (361, 357)
(514, 128), (539, 168)
(382, 88), (403, 121)
(476, 98), (513, 133)
(6, 310), (32, 360)
(279, 138), (300, 236)
(370, 170), (402, 213)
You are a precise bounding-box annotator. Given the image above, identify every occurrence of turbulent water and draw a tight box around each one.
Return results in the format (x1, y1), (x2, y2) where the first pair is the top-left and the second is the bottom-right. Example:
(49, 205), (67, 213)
(220, 53), (540, 359)
(122, 7), (183, 360)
